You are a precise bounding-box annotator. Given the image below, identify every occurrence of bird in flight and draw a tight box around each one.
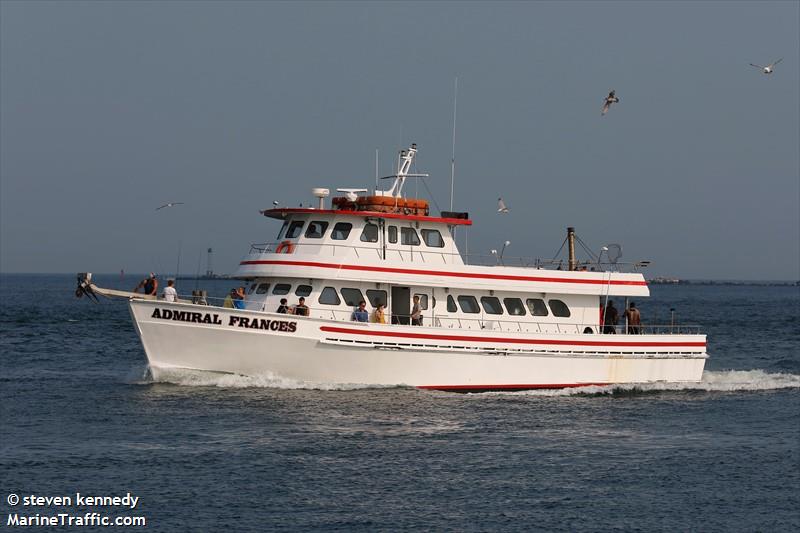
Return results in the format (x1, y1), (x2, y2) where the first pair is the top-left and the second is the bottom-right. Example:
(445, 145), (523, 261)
(750, 58), (783, 74)
(156, 202), (184, 211)
(601, 90), (619, 116)
(497, 198), (509, 214)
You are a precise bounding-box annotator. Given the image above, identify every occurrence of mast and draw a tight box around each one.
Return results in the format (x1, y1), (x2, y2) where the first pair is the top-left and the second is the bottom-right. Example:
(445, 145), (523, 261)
(449, 77), (458, 211)
(567, 227), (576, 271)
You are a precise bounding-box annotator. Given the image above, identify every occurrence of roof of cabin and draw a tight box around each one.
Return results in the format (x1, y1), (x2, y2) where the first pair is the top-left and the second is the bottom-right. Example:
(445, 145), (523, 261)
(261, 208), (473, 226)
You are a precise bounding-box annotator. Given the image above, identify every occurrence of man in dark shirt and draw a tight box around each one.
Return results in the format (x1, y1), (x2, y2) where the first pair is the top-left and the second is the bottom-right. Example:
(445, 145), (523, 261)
(276, 298), (289, 314)
(294, 297), (309, 317)
(134, 273), (158, 297)
(603, 300), (619, 334)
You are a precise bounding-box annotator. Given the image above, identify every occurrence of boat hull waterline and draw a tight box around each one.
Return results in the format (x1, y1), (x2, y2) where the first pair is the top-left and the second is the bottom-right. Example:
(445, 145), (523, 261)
(131, 300), (707, 391)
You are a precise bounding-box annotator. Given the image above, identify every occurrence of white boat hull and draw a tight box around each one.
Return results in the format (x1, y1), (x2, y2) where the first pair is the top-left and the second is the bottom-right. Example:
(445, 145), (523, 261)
(130, 300), (707, 391)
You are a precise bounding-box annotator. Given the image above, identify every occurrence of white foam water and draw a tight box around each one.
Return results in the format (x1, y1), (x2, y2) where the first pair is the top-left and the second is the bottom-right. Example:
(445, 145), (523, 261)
(142, 367), (800, 395)
(145, 365), (394, 391)
(493, 369), (800, 397)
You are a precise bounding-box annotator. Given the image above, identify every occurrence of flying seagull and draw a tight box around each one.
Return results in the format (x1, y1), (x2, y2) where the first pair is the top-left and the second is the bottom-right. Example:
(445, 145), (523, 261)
(156, 202), (184, 211)
(750, 58), (783, 74)
(601, 90), (619, 116)
(497, 198), (509, 214)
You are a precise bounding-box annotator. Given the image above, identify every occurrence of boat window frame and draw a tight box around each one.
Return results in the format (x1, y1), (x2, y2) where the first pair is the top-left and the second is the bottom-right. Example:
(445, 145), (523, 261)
(295, 285), (312, 297)
(480, 296), (504, 315)
(366, 289), (387, 308)
(447, 295), (457, 312)
(304, 220), (329, 239)
(400, 227), (421, 246)
(388, 226), (398, 244)
(341, 287), (366, 307)
(255, 283), (270, 295)
(503, 297), (526, 316)
(360, 223), (379, 243)
(276, 221), (289, 240)
(548, 299), (571, 318)
(331, 222), (353, 241)
(272, 283), (292, 295)
(457, 295), (480, 314)
(421, 229), (445, 248)
(526, 298), (549, 316)
(318, 287), (341, 306)
(285, 220), (305, 240)
(414, 294), (429, 310)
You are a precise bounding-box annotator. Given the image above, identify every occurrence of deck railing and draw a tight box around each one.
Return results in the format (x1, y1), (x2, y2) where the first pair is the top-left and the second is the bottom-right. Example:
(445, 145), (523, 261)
(246, 242), (649, 272)
(174, 293), (702, 335)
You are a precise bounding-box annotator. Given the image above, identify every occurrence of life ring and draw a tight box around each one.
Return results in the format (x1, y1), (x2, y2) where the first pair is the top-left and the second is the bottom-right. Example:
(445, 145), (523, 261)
(275, 240), (295, 254)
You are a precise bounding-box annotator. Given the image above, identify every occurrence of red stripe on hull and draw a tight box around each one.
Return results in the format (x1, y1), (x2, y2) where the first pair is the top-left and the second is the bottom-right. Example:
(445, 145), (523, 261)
(240, 260), (648, 287)
(418, 383), (609, 392)
(319, 326), (706, 348)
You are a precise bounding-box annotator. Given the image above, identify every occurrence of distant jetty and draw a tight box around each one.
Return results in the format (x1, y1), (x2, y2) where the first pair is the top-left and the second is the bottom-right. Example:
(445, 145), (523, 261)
(648, 277), (798, 287)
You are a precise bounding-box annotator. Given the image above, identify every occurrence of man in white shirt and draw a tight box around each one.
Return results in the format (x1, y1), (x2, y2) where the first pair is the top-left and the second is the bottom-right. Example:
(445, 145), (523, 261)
(163, 279), (177, 302)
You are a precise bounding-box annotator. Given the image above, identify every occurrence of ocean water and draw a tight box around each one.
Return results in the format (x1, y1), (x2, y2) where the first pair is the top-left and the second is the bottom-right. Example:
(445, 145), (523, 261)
(1, 274), (798, 531)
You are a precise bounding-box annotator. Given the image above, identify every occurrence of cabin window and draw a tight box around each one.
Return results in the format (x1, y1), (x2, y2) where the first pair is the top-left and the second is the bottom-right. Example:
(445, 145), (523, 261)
(295, 285), (312, 297)
(360, 223), (379, 243)
(548, 299), (571, 318)
(447, 295), (457, 312)
(457, 295), (480, 314)
(285, 221), (305, 239)
(388, 226), (398, 244)
(504, 298), (526, 316)
(366, 289), (387, 307)
(318, 287), (341, 305)
(527, 298), (549, 316)
(401, 227), (420, 246)
(421, 229), (445, 248)
(331, 222), (353, 240)
(276, 221), (288, 239)
(480, 296), (504, 315)
(305, 221), (329, 239)
(414, 294), (429, 310)
(272, 284), (291, 295)
(341, 288), (365, 307)
(248, 283), (257, 294)
(256, 283), (270, 295)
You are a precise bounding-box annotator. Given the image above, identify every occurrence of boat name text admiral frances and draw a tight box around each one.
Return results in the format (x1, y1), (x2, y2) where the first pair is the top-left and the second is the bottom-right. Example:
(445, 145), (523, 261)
(150, 308), (297, 332)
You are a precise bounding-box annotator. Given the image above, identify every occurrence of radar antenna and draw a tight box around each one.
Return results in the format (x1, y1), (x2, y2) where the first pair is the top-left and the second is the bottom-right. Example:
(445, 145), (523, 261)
(377, 143), (429, 198)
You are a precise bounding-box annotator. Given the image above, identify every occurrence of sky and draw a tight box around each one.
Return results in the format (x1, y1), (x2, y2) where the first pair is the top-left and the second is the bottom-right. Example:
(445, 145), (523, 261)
(1, 1), (798, 280)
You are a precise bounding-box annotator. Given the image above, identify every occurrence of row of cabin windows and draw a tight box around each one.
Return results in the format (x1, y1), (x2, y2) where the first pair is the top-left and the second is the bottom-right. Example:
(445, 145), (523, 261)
(279, 220), (444, 248)
(446, 295), (571, 318)
(250, 282), (571, 318)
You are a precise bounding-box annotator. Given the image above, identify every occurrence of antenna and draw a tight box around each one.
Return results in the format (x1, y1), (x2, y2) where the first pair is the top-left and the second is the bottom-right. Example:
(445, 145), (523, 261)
(374, 148), (379, 193)
(449, 76), (458, 212)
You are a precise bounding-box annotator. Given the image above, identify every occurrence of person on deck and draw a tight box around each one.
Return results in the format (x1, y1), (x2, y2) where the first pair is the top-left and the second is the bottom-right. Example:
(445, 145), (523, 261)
(352, 301), (369, 322)
(411, 295), (423, 326)
(276, 298), (289, 314)
(294, 297), (309, 317)
(624, 302), (642, 334)
(372, 303), (387, 324)
(603, 300), (619, 334)
(233, 286), (246, 309)
(162, 279), (177, 302)
(135, 273), (158, 297)
(223, 288), (237, 308)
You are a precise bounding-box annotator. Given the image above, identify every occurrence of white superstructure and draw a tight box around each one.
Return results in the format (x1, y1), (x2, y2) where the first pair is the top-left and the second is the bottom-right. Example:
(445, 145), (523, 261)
(122, 144), (707, 391)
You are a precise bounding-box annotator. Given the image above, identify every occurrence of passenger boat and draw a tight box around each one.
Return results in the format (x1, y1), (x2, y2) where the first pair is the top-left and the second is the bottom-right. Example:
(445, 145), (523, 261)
(78, 144), (707, 391)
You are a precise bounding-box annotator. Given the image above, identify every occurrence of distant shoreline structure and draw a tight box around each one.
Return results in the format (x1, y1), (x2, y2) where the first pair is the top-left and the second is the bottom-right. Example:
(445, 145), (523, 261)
(648, 277), (799, 287)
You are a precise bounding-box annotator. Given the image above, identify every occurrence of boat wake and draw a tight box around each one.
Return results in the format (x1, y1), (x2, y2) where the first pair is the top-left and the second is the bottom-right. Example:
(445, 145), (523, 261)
(495, 370), (800, 397)
(138, 367), (799, 395)
(141, 366), (396, 391)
